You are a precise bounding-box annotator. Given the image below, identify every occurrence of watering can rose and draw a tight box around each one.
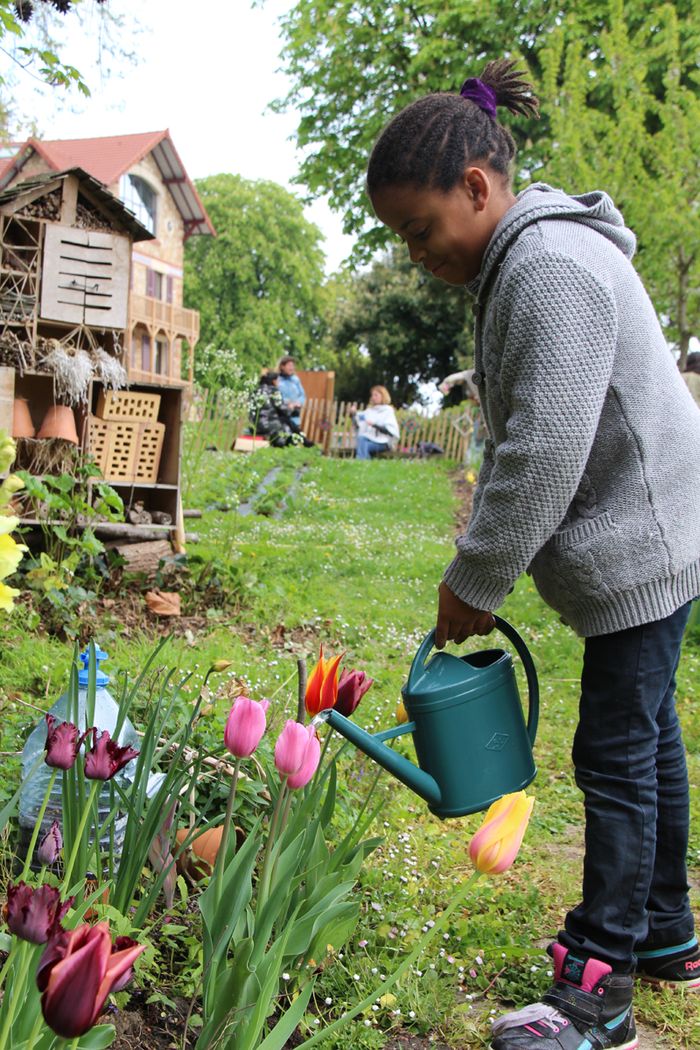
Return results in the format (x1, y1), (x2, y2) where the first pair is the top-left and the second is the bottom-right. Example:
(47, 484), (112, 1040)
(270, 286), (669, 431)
(305, 645), (344, 716)
(37, 921), (145, 1038)
(224, 696), (268, 758)
(468, 791), (535, 875)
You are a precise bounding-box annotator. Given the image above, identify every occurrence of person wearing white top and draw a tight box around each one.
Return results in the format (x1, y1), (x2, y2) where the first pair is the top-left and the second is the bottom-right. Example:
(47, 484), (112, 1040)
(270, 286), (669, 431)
(349, 385), (400, 459)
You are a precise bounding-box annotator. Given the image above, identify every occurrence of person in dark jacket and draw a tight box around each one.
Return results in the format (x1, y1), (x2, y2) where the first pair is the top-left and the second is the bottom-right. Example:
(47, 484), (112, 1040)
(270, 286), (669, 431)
(249, 372), (314, 447)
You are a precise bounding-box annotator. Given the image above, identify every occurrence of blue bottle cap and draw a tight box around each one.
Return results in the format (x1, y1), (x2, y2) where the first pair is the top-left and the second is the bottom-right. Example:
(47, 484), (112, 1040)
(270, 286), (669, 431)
(78, 644), (110, 687)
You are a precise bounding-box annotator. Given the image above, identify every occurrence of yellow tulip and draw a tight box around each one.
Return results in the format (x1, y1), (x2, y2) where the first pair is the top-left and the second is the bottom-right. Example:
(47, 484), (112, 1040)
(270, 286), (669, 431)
(468, 791), (534, 875)
(0, 515), (20, 537)
(395, 700), (408, 724)
(210, 659), (233, 673)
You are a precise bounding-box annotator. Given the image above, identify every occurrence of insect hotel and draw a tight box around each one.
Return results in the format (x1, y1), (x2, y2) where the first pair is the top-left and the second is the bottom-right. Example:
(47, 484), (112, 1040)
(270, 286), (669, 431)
(0, 157), (205, 548)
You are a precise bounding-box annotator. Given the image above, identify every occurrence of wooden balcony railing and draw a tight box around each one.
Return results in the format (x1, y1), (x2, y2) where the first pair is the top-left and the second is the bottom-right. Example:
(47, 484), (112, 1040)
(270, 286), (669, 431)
(128, 293), (200, 346)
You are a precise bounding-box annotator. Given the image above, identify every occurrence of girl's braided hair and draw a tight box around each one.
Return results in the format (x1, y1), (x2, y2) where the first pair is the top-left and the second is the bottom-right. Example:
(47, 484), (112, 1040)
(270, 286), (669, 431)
(367, 59), (539, 195)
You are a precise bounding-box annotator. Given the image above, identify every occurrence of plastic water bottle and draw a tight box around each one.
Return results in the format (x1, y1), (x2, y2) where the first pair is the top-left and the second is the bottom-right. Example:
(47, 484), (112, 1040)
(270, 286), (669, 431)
(17, 643), (141, 868)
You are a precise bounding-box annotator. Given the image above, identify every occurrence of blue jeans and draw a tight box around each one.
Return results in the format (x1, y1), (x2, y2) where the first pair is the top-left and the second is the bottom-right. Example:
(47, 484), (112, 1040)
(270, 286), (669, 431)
(560, 601), (695, 971)
(356, 435), (388, 460)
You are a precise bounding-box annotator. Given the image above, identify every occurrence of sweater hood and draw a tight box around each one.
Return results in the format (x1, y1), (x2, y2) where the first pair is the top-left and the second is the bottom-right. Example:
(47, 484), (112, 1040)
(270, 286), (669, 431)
(469, 183), (636, 298)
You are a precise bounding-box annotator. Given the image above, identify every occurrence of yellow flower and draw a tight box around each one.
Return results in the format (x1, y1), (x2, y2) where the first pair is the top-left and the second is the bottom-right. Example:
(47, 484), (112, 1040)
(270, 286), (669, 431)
(0, 474), (24, 504)
(0, 580), (20, 612)
(210, 659), (233, 673)
(0, 533), (26, 580)
(0, 515), (20, 537)
(468, 791), (535, 875)
(0, 432), (15, 475)
(395, 700), (408, 724)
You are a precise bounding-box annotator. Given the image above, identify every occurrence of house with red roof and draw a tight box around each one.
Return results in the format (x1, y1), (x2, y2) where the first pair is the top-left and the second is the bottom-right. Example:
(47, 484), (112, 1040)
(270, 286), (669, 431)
(0, 130), (214, 388)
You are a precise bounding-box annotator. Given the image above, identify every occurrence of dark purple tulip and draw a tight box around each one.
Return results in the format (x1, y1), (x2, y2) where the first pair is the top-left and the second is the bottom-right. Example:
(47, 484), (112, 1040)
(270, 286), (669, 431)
(37, 922), (145, 1037)
(44, 714), (81, 770)
(83, 729), (139, 781)
(3, 882), (73, 944)
(36, 820), (62, 866)
(335, 669), (374, 717)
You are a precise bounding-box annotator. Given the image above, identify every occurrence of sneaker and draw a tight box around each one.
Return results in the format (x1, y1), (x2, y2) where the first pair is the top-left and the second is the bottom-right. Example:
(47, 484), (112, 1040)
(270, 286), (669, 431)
(635, 938), (700, 989)
(490, 944), (638, 1049)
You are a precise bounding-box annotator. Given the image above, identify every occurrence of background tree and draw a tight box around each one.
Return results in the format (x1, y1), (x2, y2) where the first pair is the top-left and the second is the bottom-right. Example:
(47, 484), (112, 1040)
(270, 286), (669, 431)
(184, 173), (328, 383)
(326, 244), (472, 404)
(539, 2), (700, 364)
(274, 0), (698, 358)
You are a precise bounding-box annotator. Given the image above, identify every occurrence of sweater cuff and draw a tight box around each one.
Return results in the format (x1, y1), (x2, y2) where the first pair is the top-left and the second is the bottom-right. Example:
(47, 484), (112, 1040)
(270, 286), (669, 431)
(442, 554), (514, 611)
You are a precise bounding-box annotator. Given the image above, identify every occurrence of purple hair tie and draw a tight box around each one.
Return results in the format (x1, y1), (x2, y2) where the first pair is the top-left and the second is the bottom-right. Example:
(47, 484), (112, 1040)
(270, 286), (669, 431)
(460, 77), (497, 119)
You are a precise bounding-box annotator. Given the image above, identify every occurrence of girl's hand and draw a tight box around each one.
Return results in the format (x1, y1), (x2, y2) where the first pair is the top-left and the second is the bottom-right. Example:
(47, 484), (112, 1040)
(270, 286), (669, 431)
(436, 581), (495, 649)
(348, 403), (357, 415)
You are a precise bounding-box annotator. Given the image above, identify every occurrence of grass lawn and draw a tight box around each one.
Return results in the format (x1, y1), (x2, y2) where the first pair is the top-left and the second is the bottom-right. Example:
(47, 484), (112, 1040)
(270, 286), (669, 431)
(1, 441), (698, 1048)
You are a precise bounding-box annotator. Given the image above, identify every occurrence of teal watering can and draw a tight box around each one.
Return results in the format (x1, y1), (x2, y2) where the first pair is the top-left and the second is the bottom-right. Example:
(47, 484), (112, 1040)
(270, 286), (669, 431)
(323, 616), (538, 818)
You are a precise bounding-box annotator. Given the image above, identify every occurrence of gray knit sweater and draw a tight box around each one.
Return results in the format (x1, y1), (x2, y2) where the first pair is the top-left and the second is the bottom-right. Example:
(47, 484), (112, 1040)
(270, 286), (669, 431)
(444, 184), (700, 636)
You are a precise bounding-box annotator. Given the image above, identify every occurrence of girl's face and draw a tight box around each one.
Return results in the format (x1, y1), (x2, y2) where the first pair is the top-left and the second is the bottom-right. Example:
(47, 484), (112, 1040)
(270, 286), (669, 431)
(369, 388), (383, 404)
(371, 167), (508, 286)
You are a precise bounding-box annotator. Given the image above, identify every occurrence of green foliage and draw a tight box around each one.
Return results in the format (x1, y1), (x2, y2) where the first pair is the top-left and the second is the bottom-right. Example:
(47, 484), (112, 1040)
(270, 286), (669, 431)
(184, 174), (328, 379)
(539, 1), (700, 362)
(16, 462), (124, 636)
(328, 243), (474, 402)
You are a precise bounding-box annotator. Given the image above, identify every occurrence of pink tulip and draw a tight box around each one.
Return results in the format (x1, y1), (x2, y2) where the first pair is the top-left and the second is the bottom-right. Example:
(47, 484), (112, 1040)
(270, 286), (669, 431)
(224, 696), (268, 758)
(83, 729), (139, 780)
(44, 714), (81, 770)
(36, 820), (62, 866)
(287, 727), (321, 789)
(4, 882), (73, 944)
(468, 791), (535, 875)
(335, 668), (374, 717)
(274, 720), (312, 776)
(36, 921), (145, 1038)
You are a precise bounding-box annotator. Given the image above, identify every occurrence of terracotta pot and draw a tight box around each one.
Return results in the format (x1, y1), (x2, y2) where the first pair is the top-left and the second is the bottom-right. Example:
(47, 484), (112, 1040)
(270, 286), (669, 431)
(12, 397), (35, 439)
(36, 405), (79, 444)
(175, 824), (245, 881)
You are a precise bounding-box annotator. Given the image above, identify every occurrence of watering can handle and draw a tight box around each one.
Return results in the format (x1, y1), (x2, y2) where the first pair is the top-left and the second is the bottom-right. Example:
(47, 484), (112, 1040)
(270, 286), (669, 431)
(410, 616), (539, 745)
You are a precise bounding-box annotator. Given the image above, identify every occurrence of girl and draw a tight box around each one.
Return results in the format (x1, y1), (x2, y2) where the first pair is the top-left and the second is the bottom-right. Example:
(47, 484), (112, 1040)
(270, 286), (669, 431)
(367, 59), (700, 1050)
(348, 385), (400, 459)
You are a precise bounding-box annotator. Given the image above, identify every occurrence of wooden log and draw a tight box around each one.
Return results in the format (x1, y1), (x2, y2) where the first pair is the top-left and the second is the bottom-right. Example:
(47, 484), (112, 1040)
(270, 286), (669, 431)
(111, 539), (173, 578)
(183, 509), (202, 519)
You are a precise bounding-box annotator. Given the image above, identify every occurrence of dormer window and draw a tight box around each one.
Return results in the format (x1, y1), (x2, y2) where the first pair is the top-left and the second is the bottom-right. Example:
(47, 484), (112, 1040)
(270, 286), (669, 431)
(119, 174), (157, 235)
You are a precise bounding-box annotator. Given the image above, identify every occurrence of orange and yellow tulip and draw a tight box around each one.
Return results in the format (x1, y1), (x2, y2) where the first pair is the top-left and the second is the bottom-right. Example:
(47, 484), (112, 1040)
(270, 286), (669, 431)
(305, 645), (344, 717)
(468, 791), (534, 875)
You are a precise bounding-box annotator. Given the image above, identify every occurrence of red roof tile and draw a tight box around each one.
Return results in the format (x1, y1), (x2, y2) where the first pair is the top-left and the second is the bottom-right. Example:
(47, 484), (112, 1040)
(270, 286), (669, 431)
(29, 130), (168, 185)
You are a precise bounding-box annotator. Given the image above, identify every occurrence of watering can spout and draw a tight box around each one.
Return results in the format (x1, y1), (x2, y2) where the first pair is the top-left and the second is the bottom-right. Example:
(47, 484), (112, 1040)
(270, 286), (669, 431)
(321, 709), (442, 808)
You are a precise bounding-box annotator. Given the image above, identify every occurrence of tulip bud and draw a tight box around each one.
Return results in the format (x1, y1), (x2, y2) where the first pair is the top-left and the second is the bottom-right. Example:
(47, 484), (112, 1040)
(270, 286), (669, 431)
(83, 728), (139, 780)
(210, 659), (233, 673)
(468, 791), (534, 875)
(395, 700), (409, 725)
(274, 720), (311, 776)
(44, 715), (81, 771)
(224, 696), (267, 758)
(0, 433), (15, 476)
(3, 882), (73, 944)
(36, 921), (145, 1038)
(335, 669), (373, 718)
(287, 727), (321, 789)
(305, 645), (344, 717)
(36, 820), (62, 866)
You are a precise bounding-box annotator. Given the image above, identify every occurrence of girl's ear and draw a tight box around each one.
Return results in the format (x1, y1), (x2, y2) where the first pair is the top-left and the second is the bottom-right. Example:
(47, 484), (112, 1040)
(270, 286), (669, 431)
(462, 167), (491, 211)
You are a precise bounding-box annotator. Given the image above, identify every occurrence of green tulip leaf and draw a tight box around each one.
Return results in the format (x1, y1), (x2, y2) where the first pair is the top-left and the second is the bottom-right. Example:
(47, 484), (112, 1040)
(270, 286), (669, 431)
(256, 979), (315, 1050)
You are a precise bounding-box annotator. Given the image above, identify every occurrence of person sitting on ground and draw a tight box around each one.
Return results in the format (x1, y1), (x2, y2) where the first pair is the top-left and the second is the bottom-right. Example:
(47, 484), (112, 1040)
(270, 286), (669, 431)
(250, 371), (314, 448)
(348, 385), (400, 460)
(276, 355), (307, 427)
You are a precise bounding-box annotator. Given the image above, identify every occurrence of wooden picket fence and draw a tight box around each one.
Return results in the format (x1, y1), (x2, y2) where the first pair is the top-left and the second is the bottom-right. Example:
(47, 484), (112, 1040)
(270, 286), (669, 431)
(301, 399), (475, 461)
(184, 389), (476, 465)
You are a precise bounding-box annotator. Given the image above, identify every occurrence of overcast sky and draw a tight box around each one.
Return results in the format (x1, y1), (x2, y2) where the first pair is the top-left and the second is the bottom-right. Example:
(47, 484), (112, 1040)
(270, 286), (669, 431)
(9, 0), (355, 271)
